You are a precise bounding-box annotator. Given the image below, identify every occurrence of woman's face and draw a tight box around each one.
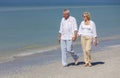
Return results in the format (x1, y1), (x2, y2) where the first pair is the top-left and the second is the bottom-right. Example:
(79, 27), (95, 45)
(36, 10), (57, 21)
(83, 14), (88, 21)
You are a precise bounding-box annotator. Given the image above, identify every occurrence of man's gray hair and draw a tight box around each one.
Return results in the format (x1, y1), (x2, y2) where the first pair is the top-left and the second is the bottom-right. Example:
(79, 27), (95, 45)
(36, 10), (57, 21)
(63, 9), (70, 13)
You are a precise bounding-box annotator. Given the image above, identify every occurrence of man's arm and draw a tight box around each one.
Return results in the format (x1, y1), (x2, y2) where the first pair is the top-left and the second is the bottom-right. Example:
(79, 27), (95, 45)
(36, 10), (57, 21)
(72, 17), (78, 41)
(58, 19), (63, 44)
(92, 22), (98, 46)
(58, 33), (61, 44)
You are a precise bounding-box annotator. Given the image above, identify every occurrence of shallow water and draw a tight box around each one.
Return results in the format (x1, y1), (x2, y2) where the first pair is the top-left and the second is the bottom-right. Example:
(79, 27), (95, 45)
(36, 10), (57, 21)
(0, 5), (120, 62)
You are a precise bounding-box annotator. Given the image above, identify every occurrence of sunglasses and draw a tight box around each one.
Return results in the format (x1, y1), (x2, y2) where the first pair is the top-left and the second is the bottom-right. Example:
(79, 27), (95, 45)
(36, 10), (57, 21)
(83, 16), (87, 18)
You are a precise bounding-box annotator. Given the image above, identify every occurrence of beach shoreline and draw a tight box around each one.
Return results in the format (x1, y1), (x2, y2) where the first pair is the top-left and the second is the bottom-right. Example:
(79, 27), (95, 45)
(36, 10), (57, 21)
(0, 35), (120, 64)
(0, 42), (120, 78)
(0, 4), (120, 78)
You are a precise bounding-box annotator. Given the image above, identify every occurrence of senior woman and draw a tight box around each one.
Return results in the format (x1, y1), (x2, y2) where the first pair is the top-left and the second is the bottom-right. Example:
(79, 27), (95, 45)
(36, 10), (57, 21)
(78, 12), (98, 67)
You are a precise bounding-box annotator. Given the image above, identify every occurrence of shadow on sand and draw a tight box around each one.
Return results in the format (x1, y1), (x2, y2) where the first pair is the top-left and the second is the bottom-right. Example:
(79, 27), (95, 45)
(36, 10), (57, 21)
(67, 61), (105, 67)
(67, 62), (84, 66)
(91, 61), (105, 66)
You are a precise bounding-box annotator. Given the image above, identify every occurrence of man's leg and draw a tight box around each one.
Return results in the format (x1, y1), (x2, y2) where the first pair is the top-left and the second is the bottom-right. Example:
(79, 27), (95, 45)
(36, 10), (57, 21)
(61, 40), (67, 66)
(66, 40), (79, 65)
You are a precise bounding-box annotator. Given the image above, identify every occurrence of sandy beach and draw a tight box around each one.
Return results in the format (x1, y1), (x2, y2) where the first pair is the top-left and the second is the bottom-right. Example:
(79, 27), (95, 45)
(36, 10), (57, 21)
(0, 3), (120, 78)
(1, 44), (120, 78)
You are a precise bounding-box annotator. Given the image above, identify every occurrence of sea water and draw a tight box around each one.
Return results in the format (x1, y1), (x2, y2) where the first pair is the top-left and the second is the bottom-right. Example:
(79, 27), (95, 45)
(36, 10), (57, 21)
(0, 5), (120, 61)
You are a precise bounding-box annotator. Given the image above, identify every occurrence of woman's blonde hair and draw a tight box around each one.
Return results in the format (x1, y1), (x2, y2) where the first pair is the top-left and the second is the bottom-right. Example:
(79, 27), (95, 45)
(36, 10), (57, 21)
(83, 12), (91, 20)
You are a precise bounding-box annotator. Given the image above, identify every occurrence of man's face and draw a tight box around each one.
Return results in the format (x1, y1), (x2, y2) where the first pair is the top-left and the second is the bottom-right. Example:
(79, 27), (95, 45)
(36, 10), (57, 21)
(63, 12), (69, 19)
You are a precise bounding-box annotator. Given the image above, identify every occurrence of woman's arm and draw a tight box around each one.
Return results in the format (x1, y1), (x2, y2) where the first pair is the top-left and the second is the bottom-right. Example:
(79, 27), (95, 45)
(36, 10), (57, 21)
(92, 22), (98, 46)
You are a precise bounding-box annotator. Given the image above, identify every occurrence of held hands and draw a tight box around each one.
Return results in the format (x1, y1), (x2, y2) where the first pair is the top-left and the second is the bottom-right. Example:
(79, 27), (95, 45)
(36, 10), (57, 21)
(58, 36), (77, 44)
(72, 31), (78, 41)
(58, 32), (78, 43)
(72, 37), (76, 41)
(72, 36), (77, 41)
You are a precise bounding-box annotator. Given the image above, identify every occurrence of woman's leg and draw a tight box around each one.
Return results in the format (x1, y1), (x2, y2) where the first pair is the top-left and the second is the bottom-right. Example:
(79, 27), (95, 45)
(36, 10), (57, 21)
(81, 36), (88, 65)
(86, 37), (92, 66)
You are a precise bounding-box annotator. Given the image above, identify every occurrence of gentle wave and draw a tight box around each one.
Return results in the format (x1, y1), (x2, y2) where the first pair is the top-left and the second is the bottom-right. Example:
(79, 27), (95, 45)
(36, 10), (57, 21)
(0, 35), (120, 63)
(14, 45), (60, 57)
(0, 44), (60, 63)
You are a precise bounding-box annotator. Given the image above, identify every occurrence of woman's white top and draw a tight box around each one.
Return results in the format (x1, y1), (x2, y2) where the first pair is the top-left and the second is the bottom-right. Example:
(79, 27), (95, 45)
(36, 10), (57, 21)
(78, 20), (97, 38)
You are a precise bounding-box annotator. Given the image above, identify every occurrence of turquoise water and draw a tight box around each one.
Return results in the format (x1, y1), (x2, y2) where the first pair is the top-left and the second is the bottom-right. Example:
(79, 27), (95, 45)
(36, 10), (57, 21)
(0, 6), (120, 57)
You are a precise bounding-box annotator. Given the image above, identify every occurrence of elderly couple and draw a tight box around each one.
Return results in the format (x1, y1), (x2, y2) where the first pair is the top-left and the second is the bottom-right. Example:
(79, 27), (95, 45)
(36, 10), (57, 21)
(58, 9), (98, 67)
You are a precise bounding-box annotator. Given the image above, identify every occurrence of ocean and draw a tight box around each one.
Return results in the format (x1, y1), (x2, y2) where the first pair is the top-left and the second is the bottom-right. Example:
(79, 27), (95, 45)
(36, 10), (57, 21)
(0, 5), (120, 62)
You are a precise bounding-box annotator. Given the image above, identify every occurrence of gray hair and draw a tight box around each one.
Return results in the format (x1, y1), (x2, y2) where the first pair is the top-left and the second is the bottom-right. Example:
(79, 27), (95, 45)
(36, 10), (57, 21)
(63, 9), (70, 13)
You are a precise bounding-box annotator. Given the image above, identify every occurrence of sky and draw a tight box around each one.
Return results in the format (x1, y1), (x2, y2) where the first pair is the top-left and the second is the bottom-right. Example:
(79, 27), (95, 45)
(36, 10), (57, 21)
(0, 0), (120, 6)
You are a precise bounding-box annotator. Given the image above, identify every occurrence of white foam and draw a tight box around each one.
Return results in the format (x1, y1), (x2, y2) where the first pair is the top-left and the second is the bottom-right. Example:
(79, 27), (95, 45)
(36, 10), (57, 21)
(0, 44), (60, 63)
(13, 45), (60, 57)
